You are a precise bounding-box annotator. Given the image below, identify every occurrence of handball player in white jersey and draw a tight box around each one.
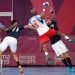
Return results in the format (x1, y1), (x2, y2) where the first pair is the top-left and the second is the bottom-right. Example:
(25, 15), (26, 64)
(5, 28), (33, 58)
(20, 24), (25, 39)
(25, 9), (56, 64)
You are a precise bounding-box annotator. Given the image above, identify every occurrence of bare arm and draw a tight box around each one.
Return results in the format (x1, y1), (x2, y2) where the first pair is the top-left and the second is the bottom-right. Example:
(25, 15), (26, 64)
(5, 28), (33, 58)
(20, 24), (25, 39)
(57, 31), (66, 37)
(0, 25), (16, 31)
(24, 25), (36, 31)
(56, 31), (67, 37)
(40, 8), (46, 19)
(55, 31), (71, 40)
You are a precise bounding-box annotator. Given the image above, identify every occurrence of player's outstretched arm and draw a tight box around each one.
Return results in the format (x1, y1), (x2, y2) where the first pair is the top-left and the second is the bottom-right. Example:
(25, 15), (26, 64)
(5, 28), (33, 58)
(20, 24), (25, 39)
(40, 8), (46, 19)
(0, 25), (16, 31)
(57, 31), (73, 42)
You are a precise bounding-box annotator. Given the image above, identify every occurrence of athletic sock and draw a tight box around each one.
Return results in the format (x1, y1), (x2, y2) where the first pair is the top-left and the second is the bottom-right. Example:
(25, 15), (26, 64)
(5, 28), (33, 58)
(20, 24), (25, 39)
(62, 59), (68, 67)
(45, 52), (49, 56)
(66, 57), (72, 68)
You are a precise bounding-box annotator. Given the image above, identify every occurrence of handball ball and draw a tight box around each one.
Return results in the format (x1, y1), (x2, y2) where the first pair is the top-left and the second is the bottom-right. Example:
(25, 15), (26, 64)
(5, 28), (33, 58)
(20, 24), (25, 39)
(43, 2), (49, 7)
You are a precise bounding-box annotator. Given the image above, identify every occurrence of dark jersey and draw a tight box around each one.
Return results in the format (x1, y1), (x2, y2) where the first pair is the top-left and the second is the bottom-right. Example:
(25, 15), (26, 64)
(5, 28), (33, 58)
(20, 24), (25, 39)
(6, 24), (24, 39)
(48, 20), (61, 44)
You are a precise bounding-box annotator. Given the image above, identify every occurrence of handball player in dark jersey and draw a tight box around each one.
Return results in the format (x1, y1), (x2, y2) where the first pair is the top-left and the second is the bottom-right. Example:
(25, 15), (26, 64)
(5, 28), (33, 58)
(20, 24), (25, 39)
(46, 10), (75, 72)
(0, 20), (26, 74)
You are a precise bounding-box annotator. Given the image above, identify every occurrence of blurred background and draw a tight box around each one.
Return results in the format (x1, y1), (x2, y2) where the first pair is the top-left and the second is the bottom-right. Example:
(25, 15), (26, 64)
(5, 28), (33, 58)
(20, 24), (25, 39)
(0, 0), (75, 66)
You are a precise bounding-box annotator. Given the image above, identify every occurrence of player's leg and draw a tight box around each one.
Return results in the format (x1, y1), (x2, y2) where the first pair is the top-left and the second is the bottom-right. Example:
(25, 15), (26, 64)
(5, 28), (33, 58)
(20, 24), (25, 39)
(63, 52), (72, 68)
(51, 40), (69, 66)
(0, 50), (3, 67)
(63, 52), (75, 72)
(59, 54), (69, 67)
(12, 52), (23, 74)
(0, 37), (9, 67)
(0, 51), (2, 58)
(52, 40), (75, 72)
(59, 41), (73, 68)
(41, 42), (48, 55)
(9, 37), (23, 74)
(60, 53), (75, 72)
(39, 35), (52, 65)
(42, 42), (52, 65)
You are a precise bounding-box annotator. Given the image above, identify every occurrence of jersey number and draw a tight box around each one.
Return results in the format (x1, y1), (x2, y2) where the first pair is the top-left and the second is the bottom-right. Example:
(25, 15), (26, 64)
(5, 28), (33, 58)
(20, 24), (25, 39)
(12, 27), (19, 32)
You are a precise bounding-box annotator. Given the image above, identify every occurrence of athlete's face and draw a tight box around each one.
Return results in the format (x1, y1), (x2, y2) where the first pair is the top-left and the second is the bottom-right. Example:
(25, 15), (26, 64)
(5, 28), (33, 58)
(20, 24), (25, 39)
(13, 22), (17, 26)
(46, 19), (52, 25)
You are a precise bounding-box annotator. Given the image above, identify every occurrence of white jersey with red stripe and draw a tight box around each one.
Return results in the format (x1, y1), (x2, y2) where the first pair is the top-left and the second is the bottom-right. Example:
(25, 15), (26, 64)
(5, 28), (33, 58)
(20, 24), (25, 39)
(28, 15), (49, 36)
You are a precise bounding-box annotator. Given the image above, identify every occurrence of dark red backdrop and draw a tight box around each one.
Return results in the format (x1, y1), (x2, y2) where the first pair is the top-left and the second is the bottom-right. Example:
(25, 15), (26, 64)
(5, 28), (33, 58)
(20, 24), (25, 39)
(0, 0), (75, 66)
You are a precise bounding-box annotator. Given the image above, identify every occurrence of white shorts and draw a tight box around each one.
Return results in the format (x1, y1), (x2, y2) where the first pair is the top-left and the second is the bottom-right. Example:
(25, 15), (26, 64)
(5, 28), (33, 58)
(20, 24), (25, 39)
(52, 40), (68, 56)
(0, 36), (17, 53)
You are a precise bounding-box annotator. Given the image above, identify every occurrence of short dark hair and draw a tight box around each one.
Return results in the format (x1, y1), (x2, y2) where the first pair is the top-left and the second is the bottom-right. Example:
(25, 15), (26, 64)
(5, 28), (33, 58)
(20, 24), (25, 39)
(31, 9), (37, 15)
(11, 20), (17, 25)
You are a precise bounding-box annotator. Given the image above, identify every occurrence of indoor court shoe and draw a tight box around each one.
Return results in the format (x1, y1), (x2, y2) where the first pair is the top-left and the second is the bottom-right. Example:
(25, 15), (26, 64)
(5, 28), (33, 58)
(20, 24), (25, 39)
(67, 67), (75, 72)
(70, 67), (75, 72)
(46, 55), (52, 65)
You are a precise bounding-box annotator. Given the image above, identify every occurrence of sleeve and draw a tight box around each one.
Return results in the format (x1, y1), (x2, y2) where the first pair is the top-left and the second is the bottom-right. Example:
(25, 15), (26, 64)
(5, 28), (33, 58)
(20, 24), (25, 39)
(18, 24), (24, 30)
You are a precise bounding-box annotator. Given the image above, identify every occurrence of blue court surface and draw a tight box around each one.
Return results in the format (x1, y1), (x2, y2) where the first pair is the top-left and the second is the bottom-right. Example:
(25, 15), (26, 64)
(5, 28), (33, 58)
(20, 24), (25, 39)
(0, 67), (75, 75)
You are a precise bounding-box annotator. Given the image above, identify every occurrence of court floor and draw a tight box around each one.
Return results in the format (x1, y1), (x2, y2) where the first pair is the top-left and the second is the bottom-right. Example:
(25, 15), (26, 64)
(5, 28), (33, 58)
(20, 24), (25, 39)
(0, 67), (75, 75)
